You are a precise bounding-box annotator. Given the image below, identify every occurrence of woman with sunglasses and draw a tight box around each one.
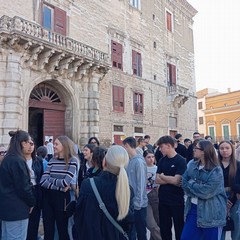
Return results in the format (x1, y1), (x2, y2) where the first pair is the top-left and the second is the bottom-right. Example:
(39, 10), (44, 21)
(181, 140), (227, 240)
(24, 138), (44, 240)
(218, 140), (240, 240)
(40, 136), (78, 240)
(0, 130), (36, 240)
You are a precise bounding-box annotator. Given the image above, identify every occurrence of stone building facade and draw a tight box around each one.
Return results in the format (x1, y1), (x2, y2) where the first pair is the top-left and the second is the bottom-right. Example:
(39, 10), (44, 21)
(0, 0), (197, 147)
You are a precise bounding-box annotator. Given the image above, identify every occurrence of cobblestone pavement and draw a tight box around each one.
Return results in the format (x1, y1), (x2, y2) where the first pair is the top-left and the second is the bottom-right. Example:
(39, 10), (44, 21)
(39, 219), (231, 240)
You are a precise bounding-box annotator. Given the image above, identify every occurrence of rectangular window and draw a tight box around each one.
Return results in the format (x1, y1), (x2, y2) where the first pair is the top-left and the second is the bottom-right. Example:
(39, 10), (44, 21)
(199, 117), (204, 125)
(222, 125), (230, 140)
(198, 102), (203, 110)
(133, 92), (143, 114)
(208, 126), (215, 140)
(112, 86), (124, 112)
(111, 41), (123, 70)
(43, 5), (53, 30)
(134, 127), (143, 133)
(42, 3), (67, 35)
(113, 125), (123, 132)
(167, 63), (176, 86)
(132, 50), (142, 77)
(130, 0), (141, 9)
(166, 10), (173, 32)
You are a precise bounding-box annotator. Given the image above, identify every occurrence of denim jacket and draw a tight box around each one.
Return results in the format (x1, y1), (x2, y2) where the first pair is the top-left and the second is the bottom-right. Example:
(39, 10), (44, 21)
(182, 160), (227, 228)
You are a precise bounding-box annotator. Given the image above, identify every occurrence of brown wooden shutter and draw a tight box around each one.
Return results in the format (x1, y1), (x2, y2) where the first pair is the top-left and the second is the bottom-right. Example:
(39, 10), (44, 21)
(112, 41), (118, 68)
(118, 87), (124, 112)
(171, 64), (176, 85)
(138, 53), (142, 77)
(166, 11), (172, 32)
(54, 7), (67, 35)
(112, 41), (123, 70)
(112, 85), (119, 111)
(117, 44), (123, 70)
(132, 50), (137, 75)
(139, 94), (143, 114)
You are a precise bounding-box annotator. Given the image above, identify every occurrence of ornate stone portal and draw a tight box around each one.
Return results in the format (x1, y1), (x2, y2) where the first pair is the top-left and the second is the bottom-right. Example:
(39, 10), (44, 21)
(0, 15), (110, 145)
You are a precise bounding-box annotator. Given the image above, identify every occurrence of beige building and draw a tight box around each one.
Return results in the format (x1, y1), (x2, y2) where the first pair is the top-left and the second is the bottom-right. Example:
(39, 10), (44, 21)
(197, 88), (240, 142)
(0, 0), (197, 147)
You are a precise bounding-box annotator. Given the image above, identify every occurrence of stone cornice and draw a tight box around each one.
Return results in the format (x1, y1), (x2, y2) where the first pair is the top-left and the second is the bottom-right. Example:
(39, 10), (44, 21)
(0, 15), (110, 80)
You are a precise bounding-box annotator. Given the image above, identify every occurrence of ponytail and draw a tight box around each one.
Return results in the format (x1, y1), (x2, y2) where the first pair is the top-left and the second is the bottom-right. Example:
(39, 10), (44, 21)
(116, 166), (130, 220)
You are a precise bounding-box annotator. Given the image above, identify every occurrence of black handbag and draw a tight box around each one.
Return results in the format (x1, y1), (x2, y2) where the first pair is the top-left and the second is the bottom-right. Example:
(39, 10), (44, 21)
(223, 216), (234, 231)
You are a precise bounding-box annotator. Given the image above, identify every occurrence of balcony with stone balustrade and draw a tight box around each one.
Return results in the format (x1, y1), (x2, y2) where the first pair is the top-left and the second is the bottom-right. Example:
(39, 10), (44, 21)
(0, 15), (110, 79)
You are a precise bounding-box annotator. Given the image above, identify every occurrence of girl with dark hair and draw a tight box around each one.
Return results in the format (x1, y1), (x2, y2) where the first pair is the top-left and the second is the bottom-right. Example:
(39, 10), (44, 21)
(0, 130), (35, 240)
(40, 136), (78, 240)
(143, 150), (161, 240)
(89, 146), (107, 177)
(218, 140), (240, 240)
(181, 140), (227, 240)
(88, 137), (100, 146)
(77, 144), (96, 189)
(25, 138), (44, 240)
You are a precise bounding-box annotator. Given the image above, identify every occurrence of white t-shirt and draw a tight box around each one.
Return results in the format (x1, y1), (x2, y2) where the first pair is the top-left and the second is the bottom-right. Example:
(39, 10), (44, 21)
(47, 142), (54, 155)
(146, 165), (158, 194)
(26, 159), (37, 186)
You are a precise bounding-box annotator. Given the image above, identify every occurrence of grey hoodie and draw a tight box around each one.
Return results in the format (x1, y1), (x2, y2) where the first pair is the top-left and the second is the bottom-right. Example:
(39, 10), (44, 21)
(126, 154), (148, 210)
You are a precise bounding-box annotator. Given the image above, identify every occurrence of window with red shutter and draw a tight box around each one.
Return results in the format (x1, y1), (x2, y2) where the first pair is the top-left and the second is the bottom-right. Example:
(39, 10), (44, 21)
(133, 92), (143, 115)
(166, 11), (173, 32)
(112, 86), (124, 112)
(132, 50), (142, 77)
(54, 7), (67, 35)
(111, 41), (123, 70)
(167, 63), (176, 86)
(42, 2), (67, 36)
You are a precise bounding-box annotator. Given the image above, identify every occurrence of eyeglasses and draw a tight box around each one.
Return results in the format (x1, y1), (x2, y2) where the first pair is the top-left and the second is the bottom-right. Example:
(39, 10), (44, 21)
(0, 151), (6, 156)
(193, 147), (203, 151)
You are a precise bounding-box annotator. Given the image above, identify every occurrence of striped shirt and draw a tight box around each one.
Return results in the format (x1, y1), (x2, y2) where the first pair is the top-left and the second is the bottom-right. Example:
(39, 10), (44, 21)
(40, 157), (78, 191)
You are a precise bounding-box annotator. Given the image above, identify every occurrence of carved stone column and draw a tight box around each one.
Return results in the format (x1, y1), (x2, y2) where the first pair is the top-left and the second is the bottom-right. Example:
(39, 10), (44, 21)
(0, 49), (23, 144)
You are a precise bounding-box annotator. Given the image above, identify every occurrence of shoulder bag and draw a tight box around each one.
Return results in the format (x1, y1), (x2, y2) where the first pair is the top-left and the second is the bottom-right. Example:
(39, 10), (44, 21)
(90, 178), (129, 240)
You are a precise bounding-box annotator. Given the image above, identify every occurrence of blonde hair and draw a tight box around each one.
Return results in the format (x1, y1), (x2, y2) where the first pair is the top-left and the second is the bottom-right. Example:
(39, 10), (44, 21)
(105, 145), (130, 220)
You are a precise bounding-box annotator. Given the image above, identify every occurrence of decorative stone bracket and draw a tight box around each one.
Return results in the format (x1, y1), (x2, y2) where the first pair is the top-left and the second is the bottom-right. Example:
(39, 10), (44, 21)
(0, 15), (110, 80)
(167, 84), (189, 108)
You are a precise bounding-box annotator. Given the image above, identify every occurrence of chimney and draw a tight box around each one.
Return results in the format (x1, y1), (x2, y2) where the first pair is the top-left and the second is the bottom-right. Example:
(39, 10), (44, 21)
(227, 88), (231, 93)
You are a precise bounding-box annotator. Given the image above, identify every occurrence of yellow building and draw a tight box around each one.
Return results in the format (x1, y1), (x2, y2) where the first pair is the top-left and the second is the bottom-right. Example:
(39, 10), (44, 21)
(204, 89), (240, 142)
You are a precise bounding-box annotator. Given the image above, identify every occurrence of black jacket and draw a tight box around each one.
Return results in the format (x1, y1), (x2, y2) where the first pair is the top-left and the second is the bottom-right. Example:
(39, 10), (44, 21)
(74, 171), (134, 240)
(0, 154), (36, 220)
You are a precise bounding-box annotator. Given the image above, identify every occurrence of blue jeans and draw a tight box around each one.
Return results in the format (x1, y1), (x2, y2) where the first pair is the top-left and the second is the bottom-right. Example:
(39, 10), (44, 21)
(1, 219), (29, 240)
(131, 207), (147, 240)
(181, 204), (222, 240)
(221, 200), (240, 240)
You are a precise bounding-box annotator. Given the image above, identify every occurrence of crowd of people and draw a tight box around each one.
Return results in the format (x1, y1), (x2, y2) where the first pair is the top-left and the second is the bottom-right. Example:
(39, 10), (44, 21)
(0, 130), (239, 240)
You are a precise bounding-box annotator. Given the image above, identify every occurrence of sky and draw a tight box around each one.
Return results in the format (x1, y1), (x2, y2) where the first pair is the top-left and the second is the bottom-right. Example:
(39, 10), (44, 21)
(186, 0), (240, 93)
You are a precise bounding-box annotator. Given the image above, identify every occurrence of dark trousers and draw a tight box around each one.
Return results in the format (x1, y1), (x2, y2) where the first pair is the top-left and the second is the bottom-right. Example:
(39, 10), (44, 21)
(27, 186), (41, 240)
(42, 189), (70, 240)
(158, 203), (184, 240)
(131, 207), (147, 240)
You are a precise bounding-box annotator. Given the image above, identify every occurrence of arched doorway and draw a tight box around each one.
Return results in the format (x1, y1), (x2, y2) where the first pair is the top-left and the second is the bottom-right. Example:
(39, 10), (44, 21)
(28, 83), (66, 147)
